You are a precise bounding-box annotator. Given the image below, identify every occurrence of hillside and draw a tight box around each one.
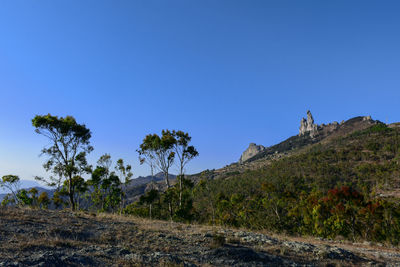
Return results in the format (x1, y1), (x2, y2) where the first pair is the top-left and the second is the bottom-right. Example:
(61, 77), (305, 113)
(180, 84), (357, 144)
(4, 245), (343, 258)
(124, 173), (177, 203)
(125, 116), (400, 246)
(1, 207), (400, 266)
(179, 120), (400, 245)
(211, 113), (379, 179)
(200, 118), (400, 194)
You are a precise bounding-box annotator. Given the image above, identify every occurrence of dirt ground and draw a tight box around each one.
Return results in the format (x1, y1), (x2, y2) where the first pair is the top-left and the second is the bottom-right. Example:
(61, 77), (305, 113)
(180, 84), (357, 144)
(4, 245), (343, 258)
(1, 208), (399, 266)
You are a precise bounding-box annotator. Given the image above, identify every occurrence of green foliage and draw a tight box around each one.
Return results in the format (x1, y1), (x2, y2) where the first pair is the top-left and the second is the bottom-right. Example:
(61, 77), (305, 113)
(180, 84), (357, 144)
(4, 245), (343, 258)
(17, 189), (33, 206)
(115, 158), (133, 213)
(32, 114), (93, 210)
(1, 194), (15, 207)
(88, 154), (126, 213)
(125, 177), (196, 222)
(138, 130), (176, 189)
(136, 129), (198, 220)
(38, 192), (50, 209)
(52, 190), (65, 209)
(21, 116), (400, 245)
(28, 188), (39, 208)
(0, 175), (21, 205)
(185, 126), (400, 244)
(58, 175), (87, 210)
(173, 130), (199, 211)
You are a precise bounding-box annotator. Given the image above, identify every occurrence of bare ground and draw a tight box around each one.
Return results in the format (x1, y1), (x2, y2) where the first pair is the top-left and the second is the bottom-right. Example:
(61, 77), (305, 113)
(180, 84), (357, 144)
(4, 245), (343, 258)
(0, 208), (399, 266)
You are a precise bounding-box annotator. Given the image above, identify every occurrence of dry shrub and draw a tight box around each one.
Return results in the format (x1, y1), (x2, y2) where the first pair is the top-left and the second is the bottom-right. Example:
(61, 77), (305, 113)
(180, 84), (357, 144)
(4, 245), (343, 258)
(210, 233), (225, 248)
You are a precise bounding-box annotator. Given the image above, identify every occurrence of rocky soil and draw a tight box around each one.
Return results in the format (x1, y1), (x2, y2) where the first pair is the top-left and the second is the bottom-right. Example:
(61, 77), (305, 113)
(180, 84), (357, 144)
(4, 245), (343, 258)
(1, 208), (399, 266)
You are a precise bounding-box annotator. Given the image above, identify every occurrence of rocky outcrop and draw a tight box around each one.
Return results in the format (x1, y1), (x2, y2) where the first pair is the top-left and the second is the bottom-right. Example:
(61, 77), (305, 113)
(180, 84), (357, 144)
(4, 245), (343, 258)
(239, 143), (265, 164)
(299, 110), (318, 137)
(363, 115), (372, 121)
(238, 112), (376, 165)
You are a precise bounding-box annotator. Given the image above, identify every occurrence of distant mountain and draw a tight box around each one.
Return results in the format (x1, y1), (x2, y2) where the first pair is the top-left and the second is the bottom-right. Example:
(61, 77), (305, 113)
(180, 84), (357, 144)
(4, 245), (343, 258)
(0, 179), (47, 194)
(0, 186), (52, 202)
(124, 172), (177, 203)
(128, 172), (176, 187)
(0, 179), (51, 202)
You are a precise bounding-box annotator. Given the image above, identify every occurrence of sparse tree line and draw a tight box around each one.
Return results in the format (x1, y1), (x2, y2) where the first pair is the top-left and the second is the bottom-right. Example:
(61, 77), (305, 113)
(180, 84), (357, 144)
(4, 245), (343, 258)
(125, 123), (400, 245)
(2, 115), (400, 245)
(1, 114), (198, 222)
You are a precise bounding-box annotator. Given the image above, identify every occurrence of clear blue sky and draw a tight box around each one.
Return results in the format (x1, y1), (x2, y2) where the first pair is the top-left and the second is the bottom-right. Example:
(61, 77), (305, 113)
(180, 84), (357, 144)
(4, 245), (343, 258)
(1, 1), (400, 182)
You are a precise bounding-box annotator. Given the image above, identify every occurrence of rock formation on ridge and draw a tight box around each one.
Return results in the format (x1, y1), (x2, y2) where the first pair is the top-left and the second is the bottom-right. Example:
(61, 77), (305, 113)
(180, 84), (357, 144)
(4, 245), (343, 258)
(299, 110), (318, 137)
(239, 143), (265, 164)
(237, 111), (376, 164)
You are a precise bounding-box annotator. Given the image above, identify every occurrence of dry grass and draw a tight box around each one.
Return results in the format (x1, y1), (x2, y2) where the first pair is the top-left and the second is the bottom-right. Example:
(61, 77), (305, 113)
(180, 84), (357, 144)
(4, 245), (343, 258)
(0, 207), (398, 266)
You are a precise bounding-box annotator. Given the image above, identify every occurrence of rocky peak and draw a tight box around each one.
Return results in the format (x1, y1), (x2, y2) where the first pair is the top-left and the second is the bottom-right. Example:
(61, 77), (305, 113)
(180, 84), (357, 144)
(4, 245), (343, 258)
(363, 115), (372, 121)
(299, 110), (318, 138)
(239, 143), (265, 164)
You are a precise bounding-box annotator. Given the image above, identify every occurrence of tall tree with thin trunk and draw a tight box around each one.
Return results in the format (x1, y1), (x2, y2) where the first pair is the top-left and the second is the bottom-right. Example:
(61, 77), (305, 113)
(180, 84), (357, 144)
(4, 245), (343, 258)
(32, 114), (93, 210)
(137, 147), (156, 187)
(115, 158), (133, 214)
(138, 130), (176, 218)
(172, 130), (199, 208)
(138, 130), (176, 189)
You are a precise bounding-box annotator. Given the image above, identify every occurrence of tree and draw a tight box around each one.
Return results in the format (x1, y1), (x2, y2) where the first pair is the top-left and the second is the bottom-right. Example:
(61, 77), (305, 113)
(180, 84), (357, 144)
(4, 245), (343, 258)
(59, 176), (87, 210)
(32, 114), (93, 210)
(28, 188), (39, 208)
(172, 130), (198, 208)
(89, 166), (108, 211)
(38, 192), (50, 209)
(17, 189), (32, 206)
(139, 189), (159, 219)
(52, 190), (65, 209)
(137, 145), (156, 187)
(0, 175), (21, 205)
(1, 194), (15, 207)
(89, 154), (123, 213)
(138, 130), (176, 189)
(115, 159), (133, 214)
(138, 130), (176, 218)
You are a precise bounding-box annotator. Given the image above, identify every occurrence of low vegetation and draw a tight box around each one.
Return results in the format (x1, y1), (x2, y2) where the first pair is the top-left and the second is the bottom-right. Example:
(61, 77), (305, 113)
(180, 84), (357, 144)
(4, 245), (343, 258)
(128, 123), (400, 245)
(2, 114), (400, 257)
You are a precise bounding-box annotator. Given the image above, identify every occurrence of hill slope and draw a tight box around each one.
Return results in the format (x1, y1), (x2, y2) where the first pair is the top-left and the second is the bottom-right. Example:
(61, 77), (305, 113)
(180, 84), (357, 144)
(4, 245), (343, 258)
(184, 121), (400, 245)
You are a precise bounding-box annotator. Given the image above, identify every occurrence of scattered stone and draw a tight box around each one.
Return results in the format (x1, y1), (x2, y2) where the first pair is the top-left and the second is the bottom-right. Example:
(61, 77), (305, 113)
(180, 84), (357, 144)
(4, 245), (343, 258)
(1, 202), (397, 267)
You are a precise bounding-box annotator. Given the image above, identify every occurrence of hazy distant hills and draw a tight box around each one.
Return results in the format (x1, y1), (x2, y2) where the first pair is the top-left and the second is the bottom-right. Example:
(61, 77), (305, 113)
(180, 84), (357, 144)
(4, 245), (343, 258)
(0, 181), (52, 202)
(0, 180), (45, 194)
(127, 172), (176, 187)
(0, 173), (177, 204)
(124, 172), (177, 203)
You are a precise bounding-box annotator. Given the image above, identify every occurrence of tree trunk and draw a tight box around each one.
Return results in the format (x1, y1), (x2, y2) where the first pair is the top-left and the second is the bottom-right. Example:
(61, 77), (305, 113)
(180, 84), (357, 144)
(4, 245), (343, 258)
(168, 202), (173, 221)
(120, 186), (124, 215)
(179, 175), (183, 208)
(164, 172), (170, 189)
(68, 175), (75, 211)
(163, 171), (172, 220)
(149, 203), (152, 220)
(69, 193), (75, 211)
